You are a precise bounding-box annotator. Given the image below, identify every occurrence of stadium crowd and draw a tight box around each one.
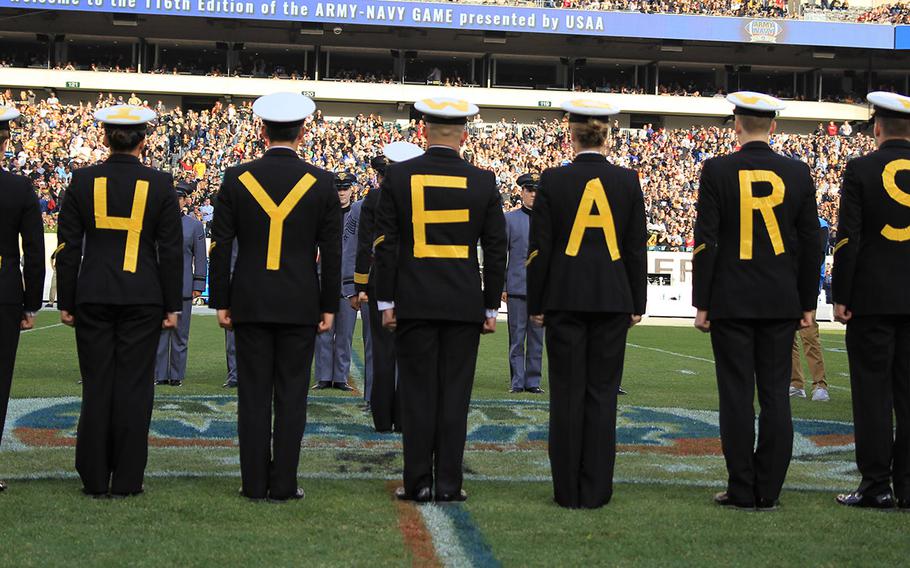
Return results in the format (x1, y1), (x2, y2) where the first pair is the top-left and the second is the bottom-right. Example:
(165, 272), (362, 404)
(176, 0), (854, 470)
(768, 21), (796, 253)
(0, 92), (873, 251)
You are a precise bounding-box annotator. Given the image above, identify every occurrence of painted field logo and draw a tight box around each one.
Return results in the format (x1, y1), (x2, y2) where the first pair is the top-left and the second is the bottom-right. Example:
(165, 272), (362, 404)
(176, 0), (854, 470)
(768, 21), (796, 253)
(2, 396), (854, 458)
(745, 19), (782, 43)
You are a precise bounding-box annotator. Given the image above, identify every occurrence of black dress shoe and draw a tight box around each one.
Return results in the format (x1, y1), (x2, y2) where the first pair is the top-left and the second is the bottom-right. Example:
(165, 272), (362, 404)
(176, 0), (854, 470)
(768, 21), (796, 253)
(525, 387), (545, 394)
(222, 380), (238, 388)
(836, 490), (895, 509)
(395, 486), (432, 503)
(269, 488), (305, 502)
(436, 489), (468, 503)
(618, 387), (628, 395)
(508, 387), (524, 394)
(238, 488), (267, 501)
(0, 480), (7, 492)
(755, 498), (779, 511)
(154, 379), (169, 386)
(897, 497), (910, 510)
(170, 379), (183, 387)
(333, 382), (355, 392)
(312, 381), (331, 390)
(713, 491), (754, 509)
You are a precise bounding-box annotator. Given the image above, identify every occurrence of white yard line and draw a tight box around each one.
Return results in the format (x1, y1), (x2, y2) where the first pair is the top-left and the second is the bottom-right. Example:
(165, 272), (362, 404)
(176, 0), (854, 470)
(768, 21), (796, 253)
(20, 323), (64, 334)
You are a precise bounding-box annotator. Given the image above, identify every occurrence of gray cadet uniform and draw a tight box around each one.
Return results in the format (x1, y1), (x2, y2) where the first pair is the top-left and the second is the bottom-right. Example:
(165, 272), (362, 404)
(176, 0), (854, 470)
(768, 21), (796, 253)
(341, 197), (374, 397)
(505, 173), (543, 391)
(314, 172), (371, 389)
(155, 195), (207, 383)
(223, 241), (238, 387)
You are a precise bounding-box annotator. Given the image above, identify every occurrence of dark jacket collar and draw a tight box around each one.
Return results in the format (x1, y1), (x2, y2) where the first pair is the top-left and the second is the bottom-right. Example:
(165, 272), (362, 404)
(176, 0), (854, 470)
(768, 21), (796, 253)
(880, 139), (910, 151)
(105, 153), (141, 164)
(264, 147), (299, 158)
(739, 141), (773, 152)
(520, 206), (532, 215)
(426, 146), (461, 159)
(573, 153), (607, 163)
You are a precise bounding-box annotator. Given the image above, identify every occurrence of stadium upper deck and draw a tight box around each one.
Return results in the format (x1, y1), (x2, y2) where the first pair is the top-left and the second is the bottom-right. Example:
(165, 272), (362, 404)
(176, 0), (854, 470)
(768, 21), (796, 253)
(0, 0), (907, 126)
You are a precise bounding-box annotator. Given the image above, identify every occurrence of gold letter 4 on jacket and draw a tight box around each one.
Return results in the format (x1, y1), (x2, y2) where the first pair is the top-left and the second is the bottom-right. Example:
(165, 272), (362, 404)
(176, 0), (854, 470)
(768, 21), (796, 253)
(93, 177), (148, 273)
(738, 170), (785, 260)
(566, 178), (620, 260)
(410, 174), (470, 259)
(881, 159), (910, 242)
(239, 171), (316, 270)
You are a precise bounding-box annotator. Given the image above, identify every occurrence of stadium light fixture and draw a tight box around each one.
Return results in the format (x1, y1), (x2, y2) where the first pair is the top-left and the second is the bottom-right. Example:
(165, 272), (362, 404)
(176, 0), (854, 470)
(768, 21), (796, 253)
(483, 32), (507, 45)
(300, 24), (324, 36)
(812, 51), (835, 60)
(660, 42), (683, 53)
(112, 14), (138, 27)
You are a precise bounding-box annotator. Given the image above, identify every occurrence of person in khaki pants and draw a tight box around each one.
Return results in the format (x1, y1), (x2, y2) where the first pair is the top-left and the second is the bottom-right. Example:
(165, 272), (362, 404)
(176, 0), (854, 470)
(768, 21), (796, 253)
(791, 216), (830, 402)
(790, 315), (829, 401)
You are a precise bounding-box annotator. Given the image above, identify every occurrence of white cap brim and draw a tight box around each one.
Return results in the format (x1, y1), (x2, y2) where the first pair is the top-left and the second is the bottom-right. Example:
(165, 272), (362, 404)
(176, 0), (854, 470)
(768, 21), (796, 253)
(253, 92), (316, 123)
(561, 99), (620, 117)
(383, 141), (424, 163)
(0, 106), (20, 122)
(867, 91), (910, 116)
(726, 91), (786, 114)
(94, 105), (157, 125)
(414, 97), (479, 120)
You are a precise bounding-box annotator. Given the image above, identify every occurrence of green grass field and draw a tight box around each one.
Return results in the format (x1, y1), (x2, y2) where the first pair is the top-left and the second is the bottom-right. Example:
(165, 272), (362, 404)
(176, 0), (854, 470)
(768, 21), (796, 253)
(1, 312), (906, 567)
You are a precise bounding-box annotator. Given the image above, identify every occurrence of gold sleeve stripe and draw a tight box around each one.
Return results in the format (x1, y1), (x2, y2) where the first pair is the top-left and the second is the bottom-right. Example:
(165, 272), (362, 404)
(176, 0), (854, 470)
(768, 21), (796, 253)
(53, 243), (66, 255)
(373, 235), (386, 248)
(692, 243), (706, 256)
(209, 242), (217, 254)
(354, 272), (370, 285)
(525, 249), (539, 267)
(833, 238), (849, 254)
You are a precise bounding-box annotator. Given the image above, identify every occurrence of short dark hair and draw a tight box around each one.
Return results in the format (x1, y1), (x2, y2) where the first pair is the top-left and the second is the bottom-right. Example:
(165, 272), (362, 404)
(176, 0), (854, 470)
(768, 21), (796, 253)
(105, 125), (146, 152)
(264, 121), (303, 143)
(736, 114), (773, 135)
(876, 115), (910, 138)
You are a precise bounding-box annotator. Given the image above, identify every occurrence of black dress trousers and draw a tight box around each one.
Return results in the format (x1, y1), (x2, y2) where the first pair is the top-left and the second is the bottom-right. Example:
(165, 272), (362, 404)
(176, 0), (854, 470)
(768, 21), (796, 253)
(396, 319), (480, 497)
(546, 311), (628, 509)
(0, 305), (22, 446)
(845, 315), (910, 500)
(367, 285), (399, 432)
(74, 303), (162, 495)
(710, 318), (796, 505)
(234, 322), (316, 500)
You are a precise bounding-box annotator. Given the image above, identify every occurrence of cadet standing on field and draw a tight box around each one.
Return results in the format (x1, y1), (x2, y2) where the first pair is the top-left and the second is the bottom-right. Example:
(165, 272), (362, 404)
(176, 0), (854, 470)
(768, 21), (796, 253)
(313, 171), (361, 392)
(527, 99), (647, 509)
(692, 92), (822, 511)
(353, 141), (425, 432)
(154, 182), (206, 387)
(832, 91), (910, 510)
(504, 173), (545, 395)
(56, 104), (183, 498)
(375, 98), (506, 502)
(209, 93), (341, 501)
(0, 106), (45, 494)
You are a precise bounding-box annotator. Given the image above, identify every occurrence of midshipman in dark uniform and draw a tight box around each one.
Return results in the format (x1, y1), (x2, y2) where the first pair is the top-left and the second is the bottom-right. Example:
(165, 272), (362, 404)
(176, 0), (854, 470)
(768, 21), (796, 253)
(0, 106), (44, 494)
(57, 104), (183, 498)
(209, 93), (341, 501)
(692, 92), (822, 510)
(527, 99), (647, 509)
(833, 91), (910, 510)
(353, 141), (425, 431)
(375, 98), (506, 502)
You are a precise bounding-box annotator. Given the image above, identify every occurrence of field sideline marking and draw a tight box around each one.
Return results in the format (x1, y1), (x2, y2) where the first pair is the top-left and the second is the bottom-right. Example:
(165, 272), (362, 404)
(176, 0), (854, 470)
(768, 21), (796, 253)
(0, 469), (858, 493)
(21, 323), (64, 334)
(627, 342), (851, 392)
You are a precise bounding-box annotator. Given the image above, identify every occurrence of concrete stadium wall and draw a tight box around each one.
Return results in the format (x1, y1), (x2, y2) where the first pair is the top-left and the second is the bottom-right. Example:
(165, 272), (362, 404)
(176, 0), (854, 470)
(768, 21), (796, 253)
(0, 68), (873, 123)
